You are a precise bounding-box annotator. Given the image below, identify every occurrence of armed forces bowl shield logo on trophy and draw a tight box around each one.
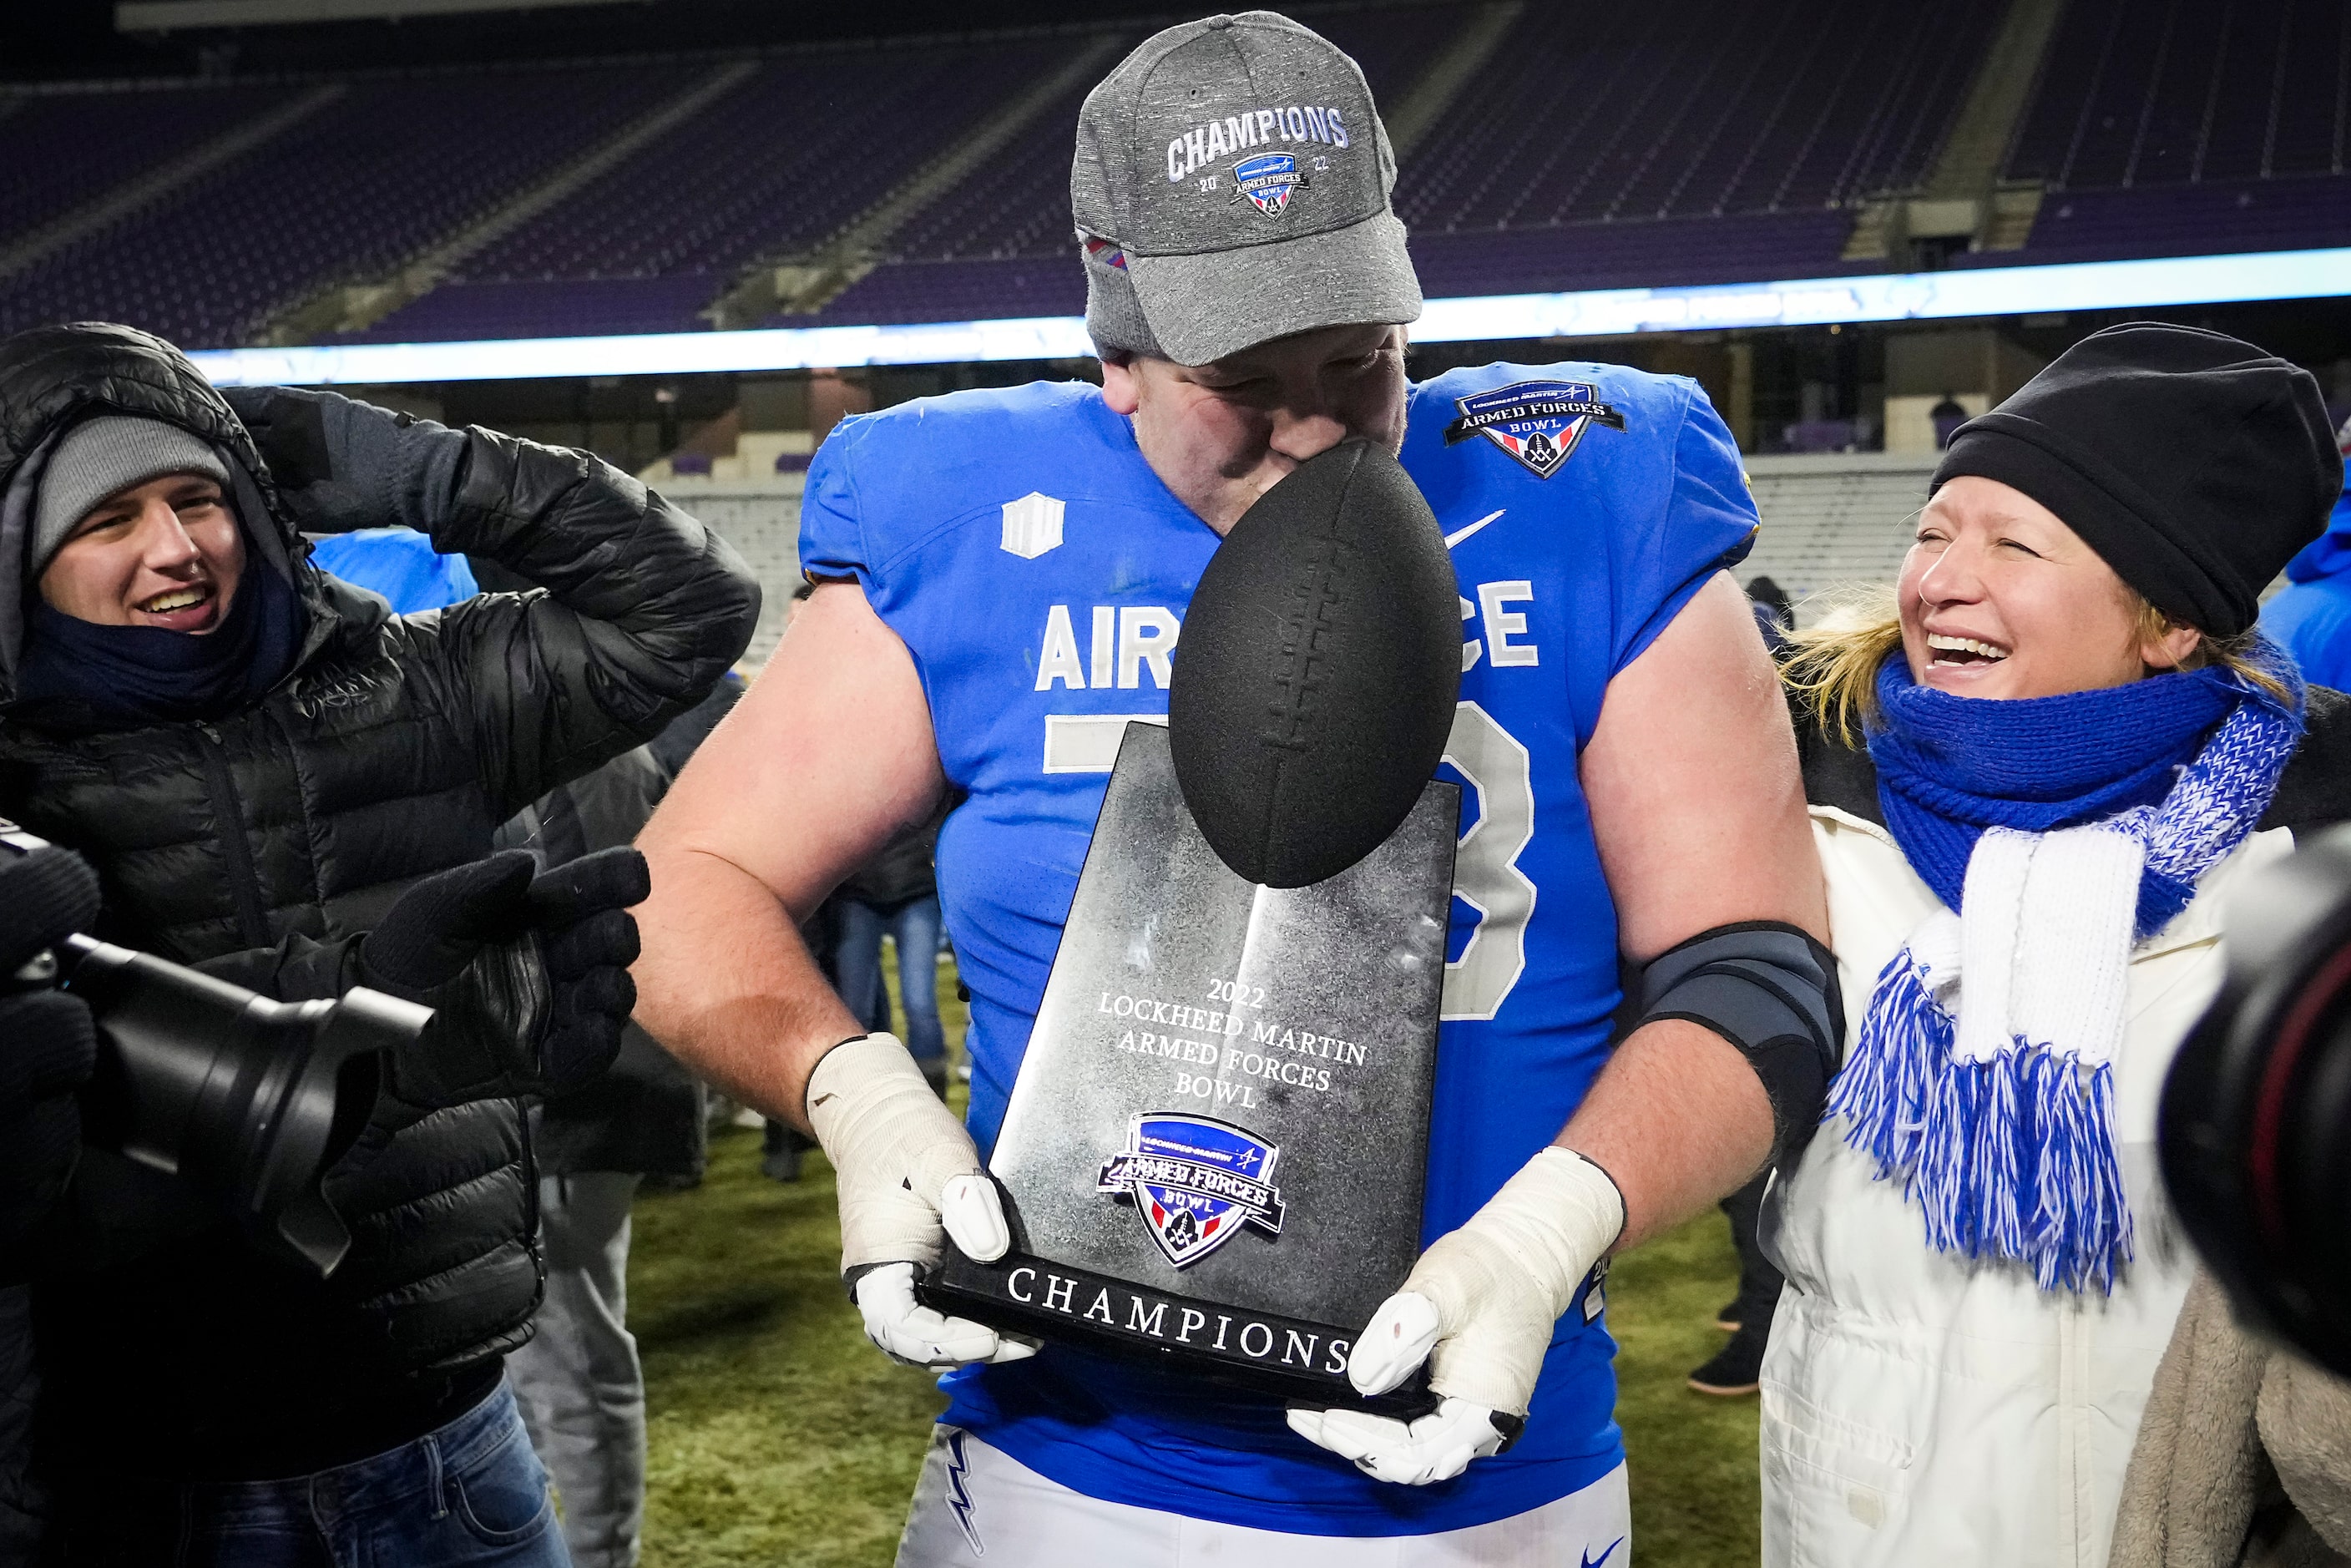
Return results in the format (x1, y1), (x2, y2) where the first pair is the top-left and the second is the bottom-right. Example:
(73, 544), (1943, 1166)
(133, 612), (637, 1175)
(918, 438), (1463, 1413)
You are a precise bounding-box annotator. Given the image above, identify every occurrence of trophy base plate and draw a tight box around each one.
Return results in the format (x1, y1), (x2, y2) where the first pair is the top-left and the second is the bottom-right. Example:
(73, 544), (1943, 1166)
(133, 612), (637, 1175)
(921, 1242), (1437, 1419)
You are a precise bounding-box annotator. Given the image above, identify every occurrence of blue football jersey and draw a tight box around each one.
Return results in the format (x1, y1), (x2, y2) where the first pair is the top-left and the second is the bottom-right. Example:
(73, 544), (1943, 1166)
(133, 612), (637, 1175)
(799, 365), (1757, 1536)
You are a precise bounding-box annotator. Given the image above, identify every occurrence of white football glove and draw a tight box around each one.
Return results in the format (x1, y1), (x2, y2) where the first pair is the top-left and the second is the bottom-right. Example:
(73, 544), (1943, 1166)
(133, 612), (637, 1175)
(806, 1032), (1036, 1369)
(1287, 1146), (1625, 1485)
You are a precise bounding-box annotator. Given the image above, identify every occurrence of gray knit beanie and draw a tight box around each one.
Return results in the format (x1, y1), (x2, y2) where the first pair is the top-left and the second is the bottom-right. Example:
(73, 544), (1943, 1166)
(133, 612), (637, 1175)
(31, 415), (232, 578)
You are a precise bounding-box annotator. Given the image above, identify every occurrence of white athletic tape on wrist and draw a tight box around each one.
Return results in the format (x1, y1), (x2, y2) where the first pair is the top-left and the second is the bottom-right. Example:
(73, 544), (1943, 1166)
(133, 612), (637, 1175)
(1352, 1146), (1625, 1415)
(806, 1032), (1007, 1272)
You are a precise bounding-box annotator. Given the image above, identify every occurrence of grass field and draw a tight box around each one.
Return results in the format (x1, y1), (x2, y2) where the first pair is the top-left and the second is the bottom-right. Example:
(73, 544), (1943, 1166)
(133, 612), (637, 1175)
(629, 950), (1761, 1566)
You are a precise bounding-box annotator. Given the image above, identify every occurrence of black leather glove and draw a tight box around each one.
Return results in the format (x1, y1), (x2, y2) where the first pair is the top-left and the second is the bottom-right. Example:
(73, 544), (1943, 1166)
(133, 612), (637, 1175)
(0, 846), (102, 1257)
(358, 847), (647, 1108)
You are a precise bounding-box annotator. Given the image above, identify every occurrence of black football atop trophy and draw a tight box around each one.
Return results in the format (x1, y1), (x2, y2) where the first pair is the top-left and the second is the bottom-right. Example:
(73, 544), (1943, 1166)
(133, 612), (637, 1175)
(1170, 437), (1461, 888)
(919, 438), (1463, 1414)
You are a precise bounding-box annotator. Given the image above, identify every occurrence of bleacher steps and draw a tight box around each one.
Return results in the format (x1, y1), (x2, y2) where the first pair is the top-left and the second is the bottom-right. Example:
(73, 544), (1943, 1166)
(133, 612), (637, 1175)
(1383, 0), (1524, 161)
(261, 60), (760, 345)
(0, 83), (346, 286)
(712, 32), (1130, 325)
(1740, 453), (1939, 619)
(1840, 200), (1897, 261)
(1980, 182), (2045, 251)
(1840, 0), (2065, 261)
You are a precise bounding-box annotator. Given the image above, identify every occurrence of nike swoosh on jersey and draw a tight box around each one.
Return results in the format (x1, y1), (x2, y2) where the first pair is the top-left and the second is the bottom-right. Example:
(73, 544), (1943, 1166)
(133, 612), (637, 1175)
(1582, 1535), (1625, 1568)
(1444, 508), (1504, 549)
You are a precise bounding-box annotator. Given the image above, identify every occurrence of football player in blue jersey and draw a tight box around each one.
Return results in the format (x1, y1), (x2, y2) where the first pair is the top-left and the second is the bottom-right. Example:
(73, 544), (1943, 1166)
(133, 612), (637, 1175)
(635, 13), (1837, 1565)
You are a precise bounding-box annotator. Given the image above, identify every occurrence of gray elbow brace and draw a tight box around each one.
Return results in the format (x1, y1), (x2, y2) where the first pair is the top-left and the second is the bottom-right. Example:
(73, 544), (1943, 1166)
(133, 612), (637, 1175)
(1632, 921), (1843, 1164)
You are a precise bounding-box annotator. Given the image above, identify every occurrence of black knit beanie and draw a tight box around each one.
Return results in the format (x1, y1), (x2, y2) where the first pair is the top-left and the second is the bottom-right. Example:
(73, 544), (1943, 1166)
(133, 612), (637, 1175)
(1930, 322), (2342, 637)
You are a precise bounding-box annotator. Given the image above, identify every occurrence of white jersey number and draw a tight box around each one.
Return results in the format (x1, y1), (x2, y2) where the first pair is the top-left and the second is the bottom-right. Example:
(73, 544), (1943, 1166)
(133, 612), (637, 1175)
(1440, 702), (1538, 1021)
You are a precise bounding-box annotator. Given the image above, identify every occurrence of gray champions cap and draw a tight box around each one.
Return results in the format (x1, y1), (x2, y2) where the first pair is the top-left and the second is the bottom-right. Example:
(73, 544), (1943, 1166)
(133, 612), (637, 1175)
(1073, 11), (1423, 366)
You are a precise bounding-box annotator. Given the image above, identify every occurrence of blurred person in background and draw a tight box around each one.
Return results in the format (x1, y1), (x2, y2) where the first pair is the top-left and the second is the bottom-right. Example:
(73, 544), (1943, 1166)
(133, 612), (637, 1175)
(1769, 324), (2346, 1567)
(316, 522), (720, 1568)
(1688, 574), (1806, 1399)
(1929, 394), (1969, 452)
(506, 743), (707, 1568)
(1748, 574), (1794, 651)
(832, 807), (950, 1099)
(0, 321), (757, 1565)
(635, 14), (1836, 1564)
(309, 521), (478, 611)
(2258, 415), (2351, 686)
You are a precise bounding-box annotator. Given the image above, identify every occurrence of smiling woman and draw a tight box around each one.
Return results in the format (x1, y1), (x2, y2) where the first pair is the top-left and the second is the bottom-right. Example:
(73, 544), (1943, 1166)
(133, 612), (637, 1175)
(1783, 567), (2290, 751)
(1758, 323), (2347, 1568)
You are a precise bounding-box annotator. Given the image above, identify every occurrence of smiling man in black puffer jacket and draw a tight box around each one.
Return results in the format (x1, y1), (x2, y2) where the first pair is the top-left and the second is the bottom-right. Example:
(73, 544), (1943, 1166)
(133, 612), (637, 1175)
(0, 321), (759, 1564)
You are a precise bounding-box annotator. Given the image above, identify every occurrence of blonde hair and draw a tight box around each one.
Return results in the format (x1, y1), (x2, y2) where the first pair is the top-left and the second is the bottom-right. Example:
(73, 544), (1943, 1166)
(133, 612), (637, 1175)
(1782, 584), (2293, 747)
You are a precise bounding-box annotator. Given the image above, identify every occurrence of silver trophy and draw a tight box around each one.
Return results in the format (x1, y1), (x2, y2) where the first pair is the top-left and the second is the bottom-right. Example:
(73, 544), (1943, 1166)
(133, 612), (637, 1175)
(921, 439), (1463, 1413)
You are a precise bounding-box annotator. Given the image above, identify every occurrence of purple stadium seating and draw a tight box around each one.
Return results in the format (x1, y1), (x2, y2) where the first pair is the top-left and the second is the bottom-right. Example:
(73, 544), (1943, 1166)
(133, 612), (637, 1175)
(794, 0), (1960, 326)
(15, 0), (2331, 347)
(1982, 0), (2351, 271)
(0, 84), (289, 246)
(1315, 5), (1489, 112)
(866, 3), (1473, 275)
(348, 36), (1066, 342)
(1408, 210), (1862, 298)
(2008, 0), (2348, 189)
(1962, 176), (2351, 267)
(797, 254), (1086, 327)
(1394, 0), (1997, 233)
(337, 273), (727, 341)
(798, 210), (1872, 331)
(0, 64), (700, 348)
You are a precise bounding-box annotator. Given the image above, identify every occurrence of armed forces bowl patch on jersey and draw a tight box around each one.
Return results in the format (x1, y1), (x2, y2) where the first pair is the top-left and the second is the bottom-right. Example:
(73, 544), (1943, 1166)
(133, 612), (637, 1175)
(1444, 378), (1627, 479)
(1098, 1114), (1285, 1267)
(1232, 152), (1308, 215)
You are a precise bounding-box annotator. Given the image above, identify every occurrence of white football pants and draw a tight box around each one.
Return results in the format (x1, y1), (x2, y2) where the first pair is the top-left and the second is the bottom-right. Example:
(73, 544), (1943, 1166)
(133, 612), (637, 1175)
(896, 1424), (1631, 1568)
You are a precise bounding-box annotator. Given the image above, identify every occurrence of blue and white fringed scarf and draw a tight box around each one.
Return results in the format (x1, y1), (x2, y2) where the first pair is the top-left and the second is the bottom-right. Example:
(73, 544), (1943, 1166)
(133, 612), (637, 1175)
(1828, 642), (2305, 1293)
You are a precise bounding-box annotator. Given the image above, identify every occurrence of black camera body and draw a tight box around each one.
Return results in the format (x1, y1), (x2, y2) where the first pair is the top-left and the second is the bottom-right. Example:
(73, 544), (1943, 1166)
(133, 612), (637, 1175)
(2162, 824), (2351, 1378)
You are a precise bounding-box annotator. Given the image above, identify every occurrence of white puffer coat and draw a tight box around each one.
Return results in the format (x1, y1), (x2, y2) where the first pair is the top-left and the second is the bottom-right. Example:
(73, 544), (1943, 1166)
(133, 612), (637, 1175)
(1759, 799), (2295, 1568)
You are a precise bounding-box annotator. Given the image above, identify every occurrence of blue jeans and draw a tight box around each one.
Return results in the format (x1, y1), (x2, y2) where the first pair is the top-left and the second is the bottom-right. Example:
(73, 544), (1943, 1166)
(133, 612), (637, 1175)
(47, 1377), (566, 1566)
(837, 895), (945, 1060)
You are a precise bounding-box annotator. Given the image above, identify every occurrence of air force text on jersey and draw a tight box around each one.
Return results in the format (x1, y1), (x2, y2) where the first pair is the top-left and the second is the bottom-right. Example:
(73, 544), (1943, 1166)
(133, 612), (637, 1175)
(1027, 583), (1540, 695)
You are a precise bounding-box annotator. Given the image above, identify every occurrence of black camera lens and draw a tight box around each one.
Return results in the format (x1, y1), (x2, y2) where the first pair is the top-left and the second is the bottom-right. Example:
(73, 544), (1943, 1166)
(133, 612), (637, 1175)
(0, 817), (431, 1278)
(67, 935), (427, 1275)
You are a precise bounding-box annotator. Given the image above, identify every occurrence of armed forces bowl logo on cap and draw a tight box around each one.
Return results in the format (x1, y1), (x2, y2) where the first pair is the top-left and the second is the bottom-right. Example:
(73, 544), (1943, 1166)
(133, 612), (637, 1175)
(1098, 1114), (1285, 1268)
(1231, 150), (1309, 215)
(1444, 378), (1628, 480)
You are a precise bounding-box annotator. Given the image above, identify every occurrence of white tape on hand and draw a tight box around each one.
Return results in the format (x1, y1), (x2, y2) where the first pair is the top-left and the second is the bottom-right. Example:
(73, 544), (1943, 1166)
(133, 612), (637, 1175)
(806, 1032), (1008, 1275)
(1352, 1147), (1625, 1416)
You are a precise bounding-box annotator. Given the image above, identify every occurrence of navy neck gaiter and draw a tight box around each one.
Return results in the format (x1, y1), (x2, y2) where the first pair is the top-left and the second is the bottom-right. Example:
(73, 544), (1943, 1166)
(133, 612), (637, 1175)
(13, 555), (305, 732)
